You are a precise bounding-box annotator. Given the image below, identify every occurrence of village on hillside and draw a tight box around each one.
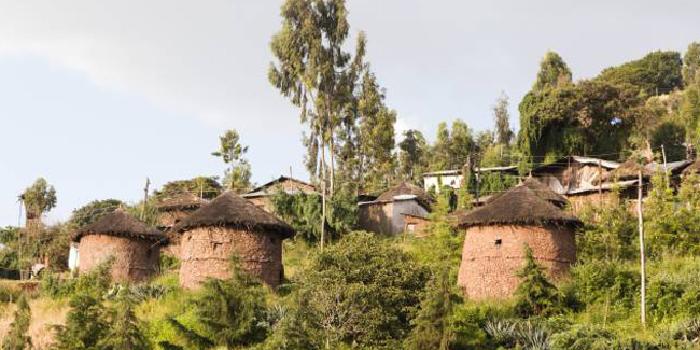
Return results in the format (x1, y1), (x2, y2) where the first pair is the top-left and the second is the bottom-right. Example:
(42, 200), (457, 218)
(3, 1), (700, 350)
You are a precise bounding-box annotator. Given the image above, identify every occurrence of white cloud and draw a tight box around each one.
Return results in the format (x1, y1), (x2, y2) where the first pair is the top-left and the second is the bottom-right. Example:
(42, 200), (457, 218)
(0, 0), (298, 132)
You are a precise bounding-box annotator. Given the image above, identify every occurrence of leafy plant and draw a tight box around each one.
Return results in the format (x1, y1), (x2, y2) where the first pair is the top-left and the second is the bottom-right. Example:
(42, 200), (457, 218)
(1, 294), (32, 350)
(514, 245), (561, 318)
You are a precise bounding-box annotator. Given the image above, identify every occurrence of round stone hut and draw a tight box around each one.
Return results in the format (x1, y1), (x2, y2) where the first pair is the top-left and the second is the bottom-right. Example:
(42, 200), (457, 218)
(174, 191), (295, 289)
(155, 193), (207, 257)
(72, 209), (165, 283)
(453, 179), (581, 300)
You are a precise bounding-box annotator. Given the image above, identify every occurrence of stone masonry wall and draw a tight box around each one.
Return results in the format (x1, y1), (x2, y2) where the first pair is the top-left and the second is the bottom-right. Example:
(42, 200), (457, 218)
(457, 224), (576, 300)
(179, 226), (282, 289)
(79, 234), (160, 283)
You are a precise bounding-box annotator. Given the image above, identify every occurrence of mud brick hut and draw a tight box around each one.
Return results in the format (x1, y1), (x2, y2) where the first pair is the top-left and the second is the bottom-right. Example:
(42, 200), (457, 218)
(155, 193), (208, 257)
(72, 209), (165, 283)
(174, 191), (295, 289)
(241, 176), (317, 213)
(358, 182), (433, 235)
(453, 179), (581, 300)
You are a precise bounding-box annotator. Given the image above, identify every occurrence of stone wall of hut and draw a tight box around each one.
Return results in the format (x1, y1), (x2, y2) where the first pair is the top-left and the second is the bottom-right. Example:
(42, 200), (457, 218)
(161, 233), (181, 258)
(457, 224), (575, 300)
(179, 226), (282, 289)
(157, 209), (193, 228)
(78, 234), (160, 282)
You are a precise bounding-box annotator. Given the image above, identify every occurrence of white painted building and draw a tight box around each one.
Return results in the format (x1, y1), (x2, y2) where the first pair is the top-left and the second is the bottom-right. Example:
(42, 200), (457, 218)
(422, 166), (519, 193)
(68, 242), (80, 271)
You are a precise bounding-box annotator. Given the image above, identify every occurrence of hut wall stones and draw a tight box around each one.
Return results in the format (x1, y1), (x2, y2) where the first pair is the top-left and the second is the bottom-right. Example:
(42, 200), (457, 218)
(174, 191), (294, 289)
(157, 210), (193, 228)
(454, 179), (581, 300)
(73, 209), (165, 283)
(79, 234), (160, 282)
(179, 227), (282, 289)
(457, 224), (575, 300)
(155, 193), (207, 258)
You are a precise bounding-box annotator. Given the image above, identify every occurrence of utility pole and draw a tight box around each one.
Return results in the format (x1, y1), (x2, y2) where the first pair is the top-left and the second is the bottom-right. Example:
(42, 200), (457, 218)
(141, 177), (150, 221)
(17, 197), (23, 280)
(638, 167), (647, 327)
(474, 153), (481, 206)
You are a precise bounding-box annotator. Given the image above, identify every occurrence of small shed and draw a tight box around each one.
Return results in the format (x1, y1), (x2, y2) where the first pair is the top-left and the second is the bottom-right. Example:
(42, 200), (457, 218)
(72, 209), (165, 283)
(155, 193), (208, 257)
(174, 191), (295, 289)
(358, 182), (433, 235)
(402, 213), (430, 237)
(453, 180), (581, 300)
(241, 176), (317, 212)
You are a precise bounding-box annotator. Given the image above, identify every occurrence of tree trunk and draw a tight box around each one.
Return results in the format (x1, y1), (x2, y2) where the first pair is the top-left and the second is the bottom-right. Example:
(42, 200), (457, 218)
(320, 137), (327, 251)
(638, 169), (646, 326)
(330, 135), (335, 196)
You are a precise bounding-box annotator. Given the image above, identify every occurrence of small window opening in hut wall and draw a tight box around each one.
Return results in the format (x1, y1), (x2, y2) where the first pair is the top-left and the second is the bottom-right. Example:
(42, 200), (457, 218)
(494, 239), (502, 246)
(212, 242), (222, 252)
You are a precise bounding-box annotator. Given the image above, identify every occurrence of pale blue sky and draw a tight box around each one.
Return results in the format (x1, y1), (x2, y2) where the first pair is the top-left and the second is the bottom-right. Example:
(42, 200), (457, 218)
(1, 0), (699, 226)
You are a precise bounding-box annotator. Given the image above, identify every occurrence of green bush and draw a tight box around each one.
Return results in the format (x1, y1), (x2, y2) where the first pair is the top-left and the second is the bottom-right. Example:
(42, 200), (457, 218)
(549, 324), (615, 350)
(570, 260), (639, 310)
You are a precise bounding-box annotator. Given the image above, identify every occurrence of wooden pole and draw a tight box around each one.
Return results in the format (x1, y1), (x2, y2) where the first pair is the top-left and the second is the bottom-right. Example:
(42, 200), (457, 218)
(141, 178), (150, 221)
(661, 144), (669, 185)
(474, 153), (481, 206)
(638, 168), (646, 327)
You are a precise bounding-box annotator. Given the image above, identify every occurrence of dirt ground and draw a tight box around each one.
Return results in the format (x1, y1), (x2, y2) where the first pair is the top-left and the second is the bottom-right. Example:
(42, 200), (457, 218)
(0, 297), (68, 349)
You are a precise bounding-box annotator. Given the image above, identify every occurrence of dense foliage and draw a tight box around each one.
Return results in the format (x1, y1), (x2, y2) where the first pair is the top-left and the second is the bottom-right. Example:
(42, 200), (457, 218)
(595, 51), (683, 96)
(153, 177), (223, 200)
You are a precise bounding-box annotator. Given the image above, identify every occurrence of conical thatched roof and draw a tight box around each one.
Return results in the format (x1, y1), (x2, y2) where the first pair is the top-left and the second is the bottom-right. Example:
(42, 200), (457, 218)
(487, 178), (568, 208)
(73, 209), (164, 242)
(453, 184), (581, 228)
(173, 191), (295, 238)
(155, 192), (207, 211)
(376, 182), (433, 209)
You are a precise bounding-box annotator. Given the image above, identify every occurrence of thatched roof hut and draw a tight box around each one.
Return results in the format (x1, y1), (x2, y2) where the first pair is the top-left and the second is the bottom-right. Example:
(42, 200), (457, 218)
(241, 176), (317, 212)
(485, 177), (568, 209)
(358, 182), (434, 235)
(175, 191), (295, 289)
(454, 180), (581, 300)
(72, 209), (165, 282)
